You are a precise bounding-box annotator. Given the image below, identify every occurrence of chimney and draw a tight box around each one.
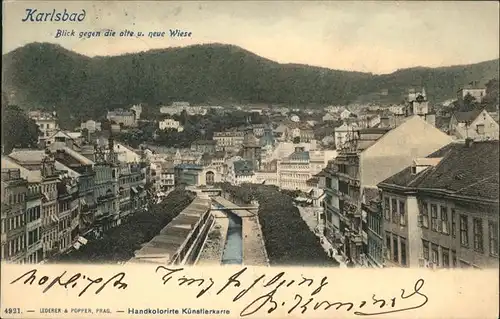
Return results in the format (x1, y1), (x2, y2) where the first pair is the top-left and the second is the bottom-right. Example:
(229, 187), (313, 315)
(465, 138), (474, 148)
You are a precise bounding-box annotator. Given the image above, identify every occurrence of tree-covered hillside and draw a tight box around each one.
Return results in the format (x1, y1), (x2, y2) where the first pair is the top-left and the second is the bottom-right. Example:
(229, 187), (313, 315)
(2, 42), (499, 122)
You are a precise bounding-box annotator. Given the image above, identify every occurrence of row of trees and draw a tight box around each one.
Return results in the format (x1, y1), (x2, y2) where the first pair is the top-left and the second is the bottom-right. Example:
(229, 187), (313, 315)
(115, 108), (268, 149)
(217, 182), (338, 266)
(50, 188), (195, 263)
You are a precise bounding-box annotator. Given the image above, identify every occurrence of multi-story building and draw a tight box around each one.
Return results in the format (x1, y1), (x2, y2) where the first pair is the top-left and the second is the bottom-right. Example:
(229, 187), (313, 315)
(200, 151), (226, 176)
(130, 104), (143, 120)
(448, 108), (499, 141)
(278, 148), (311, 192)
(44, 131), (83, 148)
(93, 146), (119, 232)
(49, 147), (97, 237)
(277, 148), (336, 192)
(174, 164), (203, 186)
(80, 120), (102, 133)
(242, 128), (262, 171)
(29, 110), (59, 144)
(457, 87), (487, 104)
(107, 109), (137, 127)
(25, 182), (43, 263)
(228, 160), (255, 185)
(159, 164), (175, 191)
(334, 123), (359, 150)
(56, 175), (79, 253)
(363, 188), (383, 267)
(306, 171), (326, 235)
(191, 140), (217, 153)
(112, 142), (141, 163)
(250, 124), (267, 137)
(405, 88), (436, 126)
(213, 129), (245, 152)
(159, 118), (183, 132)
(117, 163), (146, 222)
(378, 140), (499, 269)
(1, 169), (29, 263)
(388, 105), (405, 116)
(2, 151), (76, 260)
(159, 102), (207, 116)
(321, 115), (453, 266)
(254, 160), (279, 186)
(39, 153), (61, 259)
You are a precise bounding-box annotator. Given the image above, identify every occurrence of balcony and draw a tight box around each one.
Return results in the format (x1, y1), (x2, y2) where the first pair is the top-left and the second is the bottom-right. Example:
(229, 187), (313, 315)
(26, 241), (42, 255)
(97, 193), (116, 202)
(337, 172), (360, 186)
(59, 209), (72, 219)
(6, 226), (25, 240)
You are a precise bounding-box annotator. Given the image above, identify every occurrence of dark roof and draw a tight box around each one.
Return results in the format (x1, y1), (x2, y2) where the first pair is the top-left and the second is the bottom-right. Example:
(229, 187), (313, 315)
(306, 177), (319, 186)
(314, 169), (328, 178)
(358, 127), (392, 134)
(288, 151), (310, 161)
(175, 163), (202, 170)
(379, 141), (499, 201)
(452, 109), (482, 123)
(364, 187), (381, 203)
(234, 160), (254, 175)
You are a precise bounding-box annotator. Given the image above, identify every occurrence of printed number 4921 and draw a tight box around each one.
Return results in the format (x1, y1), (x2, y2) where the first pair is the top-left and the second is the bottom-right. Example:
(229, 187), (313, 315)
(5, 308), (21, 314)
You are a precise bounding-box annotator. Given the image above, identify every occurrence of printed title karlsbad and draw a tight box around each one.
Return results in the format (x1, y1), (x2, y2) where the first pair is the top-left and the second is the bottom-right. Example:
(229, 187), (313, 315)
(22, 9), (86, 22)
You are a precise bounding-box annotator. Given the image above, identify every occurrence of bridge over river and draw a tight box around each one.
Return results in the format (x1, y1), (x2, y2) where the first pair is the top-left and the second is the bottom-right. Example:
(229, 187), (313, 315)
(127, 189), (269, 266)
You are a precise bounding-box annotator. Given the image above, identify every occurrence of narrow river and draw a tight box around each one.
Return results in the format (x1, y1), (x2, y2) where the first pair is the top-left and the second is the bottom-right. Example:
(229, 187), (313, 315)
(217, 204), (243, 265)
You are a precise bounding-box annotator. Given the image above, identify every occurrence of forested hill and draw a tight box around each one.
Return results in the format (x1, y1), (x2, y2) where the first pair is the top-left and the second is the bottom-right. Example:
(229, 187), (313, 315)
(2, 42), (499, 120)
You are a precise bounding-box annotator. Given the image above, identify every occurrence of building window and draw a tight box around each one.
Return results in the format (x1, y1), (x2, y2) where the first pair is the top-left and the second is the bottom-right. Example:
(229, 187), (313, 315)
(460, 215), (469, 247)
(326, 177), (332, 189)
(440, 206), (449, 235)
(489, 221), (499, 257)
(400, 237), (407, 266)
(473, 218), (483, 253)
(431, 244), (439, 267)
(385, 232), (391, 261)
(430, 204), (438, 231)
(451, 250), (457, 268)
(391, 198), (398, 224)
(451, 209), (456, 238)
(393, 236), (399, 263)
(422, 240), (429, 261)
(399, 200), (406, 226)
(442, 248), (450, 268)
(421, 201), (429, 228)
(384, 197), (390, 220)
(476, 124), (485, 134)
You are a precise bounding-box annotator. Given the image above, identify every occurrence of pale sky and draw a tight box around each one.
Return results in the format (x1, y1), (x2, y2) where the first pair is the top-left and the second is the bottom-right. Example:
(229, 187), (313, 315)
(3, 1), (499, 74)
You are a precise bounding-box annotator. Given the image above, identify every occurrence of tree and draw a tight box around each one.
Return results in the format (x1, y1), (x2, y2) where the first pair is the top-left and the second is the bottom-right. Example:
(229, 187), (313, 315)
(481, 78), (499, 111)
(2, 105), (40, 154)
(455, 93), (480, 112)
(293, 136), (301, 144)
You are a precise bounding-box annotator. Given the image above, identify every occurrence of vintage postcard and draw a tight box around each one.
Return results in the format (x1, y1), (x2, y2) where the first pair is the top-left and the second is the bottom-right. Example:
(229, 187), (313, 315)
(1, 1), (499, 318)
